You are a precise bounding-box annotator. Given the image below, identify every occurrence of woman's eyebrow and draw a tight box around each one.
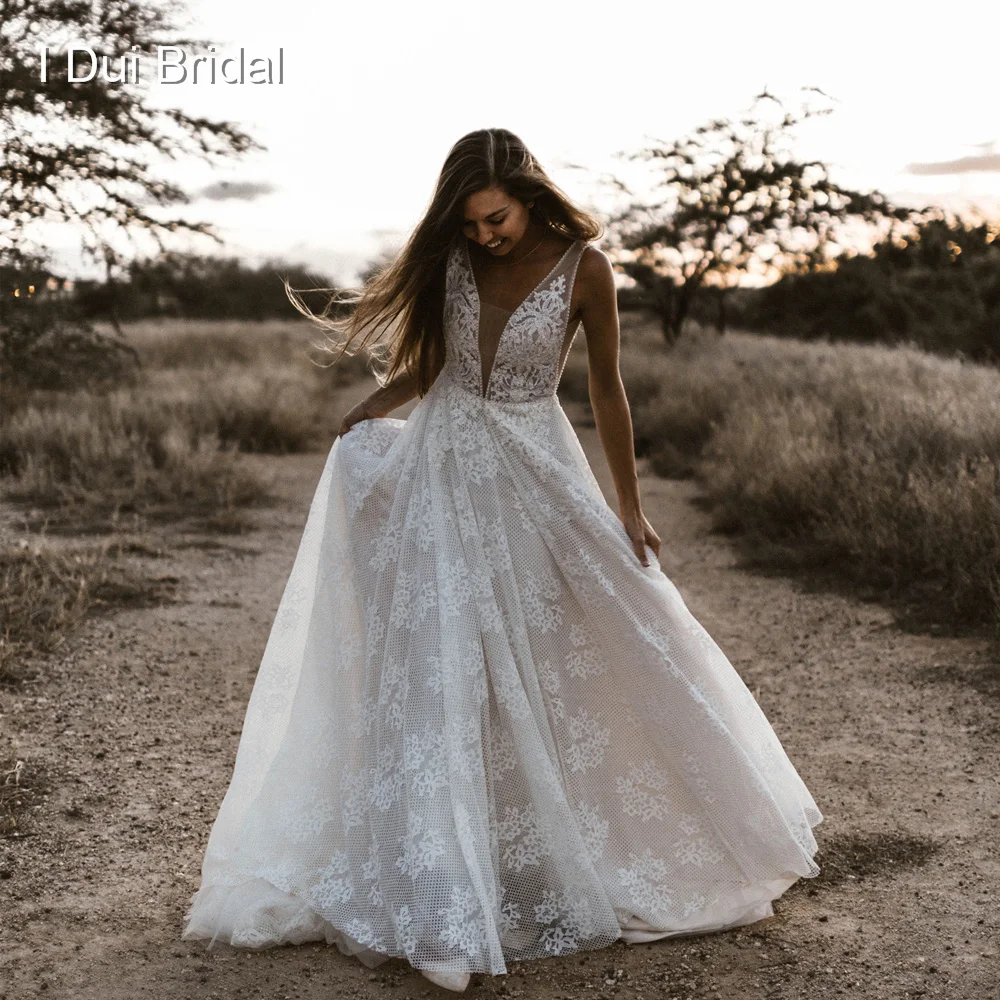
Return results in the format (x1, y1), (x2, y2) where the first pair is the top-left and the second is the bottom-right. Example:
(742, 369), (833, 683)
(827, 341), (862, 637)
(464, 205), (510, 223)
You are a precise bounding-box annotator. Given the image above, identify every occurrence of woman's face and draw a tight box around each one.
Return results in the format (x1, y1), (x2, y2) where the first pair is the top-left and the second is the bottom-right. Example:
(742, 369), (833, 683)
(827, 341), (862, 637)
(461, 185), (533, 257)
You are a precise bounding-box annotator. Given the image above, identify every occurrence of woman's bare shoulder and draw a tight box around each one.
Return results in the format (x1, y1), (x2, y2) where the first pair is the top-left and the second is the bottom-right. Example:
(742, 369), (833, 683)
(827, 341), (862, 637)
(579, 242), (612, 268)
(576, 245), (615, 297)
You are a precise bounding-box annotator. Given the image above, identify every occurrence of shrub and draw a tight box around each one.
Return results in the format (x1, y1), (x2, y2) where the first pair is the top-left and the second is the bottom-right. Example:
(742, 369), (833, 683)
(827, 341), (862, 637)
(614, 319), (1000, 632)
(0, 296), (139, 393)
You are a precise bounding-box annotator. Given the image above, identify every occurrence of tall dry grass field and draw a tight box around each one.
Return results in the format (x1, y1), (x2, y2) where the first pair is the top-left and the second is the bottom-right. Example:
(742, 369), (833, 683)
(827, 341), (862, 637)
(5, 314), (997, 651)
(562, 318), (1000, 634)
(2, 319), (370, 529)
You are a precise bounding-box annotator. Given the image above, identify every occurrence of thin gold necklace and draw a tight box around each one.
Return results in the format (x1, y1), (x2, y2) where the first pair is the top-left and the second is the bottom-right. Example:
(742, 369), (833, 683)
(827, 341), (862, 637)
(478, 231), (547, 267)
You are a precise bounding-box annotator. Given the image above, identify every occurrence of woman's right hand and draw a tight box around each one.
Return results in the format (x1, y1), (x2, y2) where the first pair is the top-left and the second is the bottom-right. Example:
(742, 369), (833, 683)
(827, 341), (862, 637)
(337, 398), (381, 438)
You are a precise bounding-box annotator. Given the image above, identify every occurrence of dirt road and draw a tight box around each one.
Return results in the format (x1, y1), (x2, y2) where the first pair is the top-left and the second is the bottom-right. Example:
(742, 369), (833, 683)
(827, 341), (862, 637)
(2, 386), (997, 1000)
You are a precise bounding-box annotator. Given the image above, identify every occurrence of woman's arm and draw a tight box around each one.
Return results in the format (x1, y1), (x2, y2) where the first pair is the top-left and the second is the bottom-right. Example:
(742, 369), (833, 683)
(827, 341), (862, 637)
(337, 368), (420, 437)
(577, 248), (661, 567)
(338, 307), (447, 438)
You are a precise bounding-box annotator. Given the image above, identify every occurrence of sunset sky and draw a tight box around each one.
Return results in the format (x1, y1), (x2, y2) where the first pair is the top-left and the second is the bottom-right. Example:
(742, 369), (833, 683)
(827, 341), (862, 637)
(37, 0), (1000, 282)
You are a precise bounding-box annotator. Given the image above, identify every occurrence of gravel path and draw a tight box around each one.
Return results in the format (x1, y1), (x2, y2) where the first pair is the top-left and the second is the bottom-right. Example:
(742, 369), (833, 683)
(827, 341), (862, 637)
(2, 387), (996, 1000)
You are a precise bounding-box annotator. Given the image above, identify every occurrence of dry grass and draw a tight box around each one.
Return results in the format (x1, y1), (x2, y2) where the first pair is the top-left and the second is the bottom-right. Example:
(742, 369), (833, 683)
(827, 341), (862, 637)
(0, 539), (175, 685)
(1, 319), (372, 530)
(563, 317), (1000, 633)
(1, 393), (268, 523)
(120, 318), (374, 387)
(100, 318), (374, 450)
(0, 318), (372, 685)
(0, 318), (373, 837)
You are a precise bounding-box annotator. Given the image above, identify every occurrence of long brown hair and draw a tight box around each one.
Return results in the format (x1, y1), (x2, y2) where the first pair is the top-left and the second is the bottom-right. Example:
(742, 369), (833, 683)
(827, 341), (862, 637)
(286, 128), (604, 395)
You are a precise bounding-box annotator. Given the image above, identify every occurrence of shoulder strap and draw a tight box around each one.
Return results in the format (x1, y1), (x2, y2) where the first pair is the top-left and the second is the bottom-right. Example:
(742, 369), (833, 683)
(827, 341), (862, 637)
(546, 239), (586, 286)
(560, 239), (588, 302)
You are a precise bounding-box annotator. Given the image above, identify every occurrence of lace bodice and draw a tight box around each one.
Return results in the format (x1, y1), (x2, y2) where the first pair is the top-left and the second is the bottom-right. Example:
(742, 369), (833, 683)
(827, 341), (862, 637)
(443, 236), (587, 402)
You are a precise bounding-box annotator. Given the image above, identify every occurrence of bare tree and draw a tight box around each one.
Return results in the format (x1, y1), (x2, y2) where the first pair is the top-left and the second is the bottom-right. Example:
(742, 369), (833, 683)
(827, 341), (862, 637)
(609, 88), (912, 343)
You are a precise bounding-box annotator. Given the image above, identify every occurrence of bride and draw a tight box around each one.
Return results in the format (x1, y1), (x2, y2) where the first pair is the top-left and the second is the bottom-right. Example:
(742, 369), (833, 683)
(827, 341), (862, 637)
(182, 128), (821, 992)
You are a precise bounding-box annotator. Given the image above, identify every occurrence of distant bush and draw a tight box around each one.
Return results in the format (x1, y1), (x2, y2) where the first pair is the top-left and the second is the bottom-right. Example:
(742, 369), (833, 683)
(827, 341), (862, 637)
(73, 254), (340, 322)
(0, 270), (140, 392)
(734, 216), (1000, 363)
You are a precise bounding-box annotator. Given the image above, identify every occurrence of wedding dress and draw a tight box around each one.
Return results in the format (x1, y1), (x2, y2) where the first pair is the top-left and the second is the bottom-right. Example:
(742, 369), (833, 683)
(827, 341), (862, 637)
(182, 235), (822, 979)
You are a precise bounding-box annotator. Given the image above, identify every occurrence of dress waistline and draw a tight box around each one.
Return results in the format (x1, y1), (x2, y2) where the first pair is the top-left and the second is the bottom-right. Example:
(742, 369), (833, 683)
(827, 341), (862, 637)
(437, 372), (559, 409)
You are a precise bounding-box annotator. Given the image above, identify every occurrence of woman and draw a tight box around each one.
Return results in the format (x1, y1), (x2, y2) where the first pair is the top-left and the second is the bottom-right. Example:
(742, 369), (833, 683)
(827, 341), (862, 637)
(182, 128), (821, 993)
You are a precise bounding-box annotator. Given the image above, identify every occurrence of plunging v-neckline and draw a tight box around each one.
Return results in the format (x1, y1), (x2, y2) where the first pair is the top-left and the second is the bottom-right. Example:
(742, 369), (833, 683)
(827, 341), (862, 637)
(464, 237), (578, 398)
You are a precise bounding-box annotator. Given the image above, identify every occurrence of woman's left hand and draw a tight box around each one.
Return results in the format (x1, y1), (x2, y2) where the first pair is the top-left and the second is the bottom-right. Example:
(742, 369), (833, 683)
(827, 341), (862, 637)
(621, 509), (661, 567)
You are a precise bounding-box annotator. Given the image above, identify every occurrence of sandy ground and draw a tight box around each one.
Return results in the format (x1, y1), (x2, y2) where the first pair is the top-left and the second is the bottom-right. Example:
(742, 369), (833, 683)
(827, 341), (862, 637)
(1, 383), (997, 1000)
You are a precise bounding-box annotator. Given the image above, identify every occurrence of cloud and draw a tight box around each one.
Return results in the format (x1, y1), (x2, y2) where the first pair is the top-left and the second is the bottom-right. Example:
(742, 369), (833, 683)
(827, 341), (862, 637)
(904, 153), (1000, 176)
(196, 181), (277, 201)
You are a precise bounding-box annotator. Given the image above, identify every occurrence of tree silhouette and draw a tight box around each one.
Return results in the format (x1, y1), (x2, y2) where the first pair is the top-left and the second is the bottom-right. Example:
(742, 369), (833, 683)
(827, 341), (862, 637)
(1, 0), (260, 389)
(741, 209), (1000, 361)
(1, 0), (258, 271)
(609, 89), (912, 343)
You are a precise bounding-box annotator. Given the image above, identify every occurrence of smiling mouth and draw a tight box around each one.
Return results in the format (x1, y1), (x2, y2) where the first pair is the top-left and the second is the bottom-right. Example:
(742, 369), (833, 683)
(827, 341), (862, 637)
(486, 238), (504, 249)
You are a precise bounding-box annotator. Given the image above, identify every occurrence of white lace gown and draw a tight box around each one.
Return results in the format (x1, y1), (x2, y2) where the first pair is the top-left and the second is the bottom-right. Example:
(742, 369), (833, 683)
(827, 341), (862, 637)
(182, 236), (822, 975)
